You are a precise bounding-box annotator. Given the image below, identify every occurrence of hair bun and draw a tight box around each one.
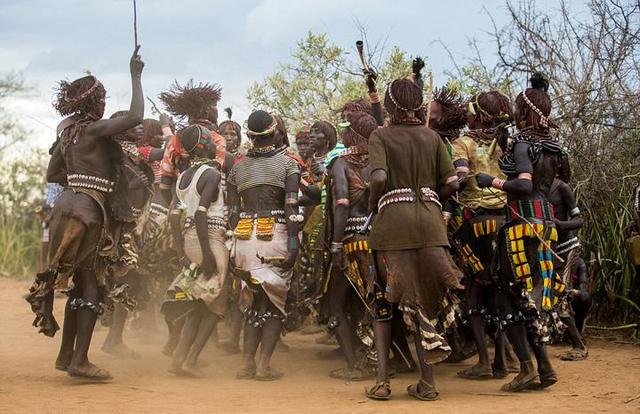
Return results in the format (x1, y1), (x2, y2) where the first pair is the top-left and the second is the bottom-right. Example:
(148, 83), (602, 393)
(529, 72), (549, 92)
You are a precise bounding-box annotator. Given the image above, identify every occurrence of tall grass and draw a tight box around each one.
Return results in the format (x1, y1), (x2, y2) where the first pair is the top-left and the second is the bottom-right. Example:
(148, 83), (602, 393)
(0, 214), (41, 279)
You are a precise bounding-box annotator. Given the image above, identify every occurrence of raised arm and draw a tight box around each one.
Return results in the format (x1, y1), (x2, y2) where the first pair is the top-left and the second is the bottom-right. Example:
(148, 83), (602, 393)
(85, 46), (145, 138)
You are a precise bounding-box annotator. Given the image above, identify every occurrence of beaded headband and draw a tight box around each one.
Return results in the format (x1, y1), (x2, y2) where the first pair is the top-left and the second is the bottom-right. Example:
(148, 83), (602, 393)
(386, 80), (423, 112)
(468, 94), (510, 121)
(246, 118), (277, 137)
(63, 75), (102, 104)
(521, 90), (549, 128)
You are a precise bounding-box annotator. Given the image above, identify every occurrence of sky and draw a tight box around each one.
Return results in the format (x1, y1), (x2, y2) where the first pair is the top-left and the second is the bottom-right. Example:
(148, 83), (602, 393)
(0, 0), (584, 150)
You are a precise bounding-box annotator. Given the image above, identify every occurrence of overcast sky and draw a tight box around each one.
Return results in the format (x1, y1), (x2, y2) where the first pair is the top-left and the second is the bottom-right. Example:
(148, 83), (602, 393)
(0, 0), (584, 149)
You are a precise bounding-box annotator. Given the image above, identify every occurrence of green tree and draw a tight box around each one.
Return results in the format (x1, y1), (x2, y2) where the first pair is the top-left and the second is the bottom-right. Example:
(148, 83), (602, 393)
(0, 72), (29, 155)
(246, 32), (419, 130)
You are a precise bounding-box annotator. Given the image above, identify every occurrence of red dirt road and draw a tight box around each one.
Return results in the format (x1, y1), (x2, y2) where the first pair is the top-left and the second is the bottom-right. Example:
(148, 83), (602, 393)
(1, 277), (639, 413)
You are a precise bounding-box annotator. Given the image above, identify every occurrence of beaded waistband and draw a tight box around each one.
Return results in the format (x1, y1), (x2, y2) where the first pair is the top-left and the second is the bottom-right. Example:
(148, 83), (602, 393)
(345, 216), (369, 233)
(505, 199), (554, 222)
(378, 187), (440, 212)
(185, 216), (227, 230)
(239, 209), (286, 224)
(67, 174), (115, 193)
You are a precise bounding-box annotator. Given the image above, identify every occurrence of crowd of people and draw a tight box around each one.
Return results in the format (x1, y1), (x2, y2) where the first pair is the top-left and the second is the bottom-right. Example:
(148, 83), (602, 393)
(25, 45), (592, 402)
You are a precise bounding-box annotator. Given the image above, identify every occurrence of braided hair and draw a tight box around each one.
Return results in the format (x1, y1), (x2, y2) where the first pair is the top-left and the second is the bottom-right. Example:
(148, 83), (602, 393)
(141, 118), (162, 147)
(342, 112), (377, 148)
(384, 78), (425, 125)
(53, 75), (106, 119)
(431, 86), (467, 137)
(515, 72), (555, 130)
(468, 90), (513, 128)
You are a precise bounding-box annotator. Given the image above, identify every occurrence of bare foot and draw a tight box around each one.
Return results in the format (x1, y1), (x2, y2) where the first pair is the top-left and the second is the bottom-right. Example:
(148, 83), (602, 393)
(102, 342), (141, 359)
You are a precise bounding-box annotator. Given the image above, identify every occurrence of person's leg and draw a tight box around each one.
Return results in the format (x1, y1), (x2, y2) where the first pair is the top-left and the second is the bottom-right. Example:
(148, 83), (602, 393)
(255, 304), (284, 380)
(328, 271), (358, 369)
(185, 307), (220, 373)
(238, 290), (265, 378)
(366, 252), (394, 399)
(408, 314), (439, 400)
(169, 303), (203, 374)
(163, 316), (184, 356)
(67, 268), (111, 380)
(389, 312), (416, 372)
(459, 278), (492, 378)
(102, 304), (138, 357)
(55, 296), (77, 370)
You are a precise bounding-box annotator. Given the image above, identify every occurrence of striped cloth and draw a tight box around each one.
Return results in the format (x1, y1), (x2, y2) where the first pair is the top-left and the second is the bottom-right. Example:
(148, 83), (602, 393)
(228, 151), (300, 193)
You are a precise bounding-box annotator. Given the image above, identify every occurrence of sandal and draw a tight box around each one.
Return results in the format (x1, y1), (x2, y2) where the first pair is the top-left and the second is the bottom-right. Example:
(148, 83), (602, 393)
(407, 379), (439, 401)
(559, 348), (588, 361)
(501, 371), (538, 392)
(67, 364), (113, 382)
(329, 367), (368, 381)
(255, 367), (284, 381)
(365, 381), (391, 400)
(491, 362), (508, 379)
(538, 370), (558, 389)
(457, 366), (493, 380)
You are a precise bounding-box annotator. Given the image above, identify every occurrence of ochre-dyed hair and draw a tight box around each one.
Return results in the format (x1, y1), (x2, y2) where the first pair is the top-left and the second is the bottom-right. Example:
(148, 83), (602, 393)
(469, 90), (513, 127)
(273, 115), (289, 147)
(432, 86), (467, 134)
(311, 120), (337, 150)
(384, 78), (425, 125)
(141, 118), (162, 146)
(515, 72), (553, 130)
(159, 79), (222, 121)
(339, 98), (372, 118)
(342, 112), (377, 148)
(218, 108), (242, 144)
(53, 75), (105, 117)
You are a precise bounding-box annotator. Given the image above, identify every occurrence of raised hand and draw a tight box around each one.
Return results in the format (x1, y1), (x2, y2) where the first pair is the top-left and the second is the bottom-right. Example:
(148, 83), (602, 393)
(130, 45), (144, 77)
(364, 68), (378, 93)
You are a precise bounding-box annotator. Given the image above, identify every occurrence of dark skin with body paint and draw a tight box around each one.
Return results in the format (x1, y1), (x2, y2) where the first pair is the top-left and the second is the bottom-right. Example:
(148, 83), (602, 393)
(50, 46), (144, 380)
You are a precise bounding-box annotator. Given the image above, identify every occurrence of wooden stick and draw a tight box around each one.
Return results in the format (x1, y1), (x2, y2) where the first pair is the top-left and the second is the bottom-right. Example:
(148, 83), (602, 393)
(425, 71), (433, 128)
(133, 0), (139, 47)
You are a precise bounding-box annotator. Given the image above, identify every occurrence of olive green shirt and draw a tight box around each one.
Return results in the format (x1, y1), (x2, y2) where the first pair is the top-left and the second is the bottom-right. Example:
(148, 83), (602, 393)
(368, 125), (456, 250)
(451, 135), (507, 210)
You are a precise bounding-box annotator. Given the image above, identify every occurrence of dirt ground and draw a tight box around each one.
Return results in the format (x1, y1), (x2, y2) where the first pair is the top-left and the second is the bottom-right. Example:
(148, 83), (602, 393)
(1, 278), (639, 413)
